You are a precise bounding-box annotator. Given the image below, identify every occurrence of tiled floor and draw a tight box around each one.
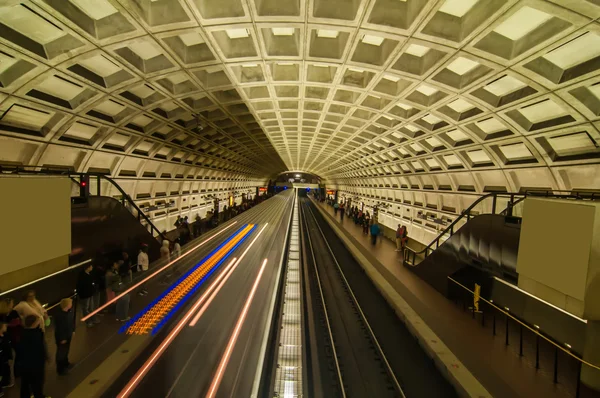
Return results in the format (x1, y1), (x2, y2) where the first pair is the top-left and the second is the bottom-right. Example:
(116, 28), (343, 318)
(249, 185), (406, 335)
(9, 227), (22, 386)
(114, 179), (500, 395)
(315, 200), (583, 398)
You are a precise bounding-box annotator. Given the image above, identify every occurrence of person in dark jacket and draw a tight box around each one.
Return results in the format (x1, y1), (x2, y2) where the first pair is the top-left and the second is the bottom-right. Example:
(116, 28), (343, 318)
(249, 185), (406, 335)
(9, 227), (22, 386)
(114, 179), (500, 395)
(76, 263), (99, 328)
(54, 299), (75, 375)
(0, 322), (12, 396)
(18, 315), (48, 398)
(0, 298), (20, 383)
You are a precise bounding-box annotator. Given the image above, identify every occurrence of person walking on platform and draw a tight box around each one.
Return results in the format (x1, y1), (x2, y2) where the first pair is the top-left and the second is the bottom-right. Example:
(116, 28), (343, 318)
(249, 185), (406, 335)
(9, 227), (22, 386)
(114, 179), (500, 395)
(137, 245), (149, 296)
(54, 299), (74, 376)
(340, 203), (345, 222)
(370, 220), (380, 246)
(18, 315), (48, 398)
(363, 215), (370, 235)
(333, 202), (339, 216)
(76, 264), (99, 328)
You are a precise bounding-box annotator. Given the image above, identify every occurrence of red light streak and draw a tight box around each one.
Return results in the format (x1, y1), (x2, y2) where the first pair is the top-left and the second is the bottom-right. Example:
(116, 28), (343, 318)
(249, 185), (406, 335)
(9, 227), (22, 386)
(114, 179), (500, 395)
(81, 221), (238, 322)
(205, 258), (268, 398)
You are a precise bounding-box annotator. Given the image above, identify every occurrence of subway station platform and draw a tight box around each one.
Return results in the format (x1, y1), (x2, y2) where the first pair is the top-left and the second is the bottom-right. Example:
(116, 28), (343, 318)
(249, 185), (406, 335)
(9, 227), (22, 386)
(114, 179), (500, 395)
(313, 198), (584, 398)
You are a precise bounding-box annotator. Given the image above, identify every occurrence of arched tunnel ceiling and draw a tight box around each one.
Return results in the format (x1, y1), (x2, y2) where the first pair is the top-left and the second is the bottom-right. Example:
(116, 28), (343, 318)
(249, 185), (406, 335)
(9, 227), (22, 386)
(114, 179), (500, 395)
(0, 0), (599, 189)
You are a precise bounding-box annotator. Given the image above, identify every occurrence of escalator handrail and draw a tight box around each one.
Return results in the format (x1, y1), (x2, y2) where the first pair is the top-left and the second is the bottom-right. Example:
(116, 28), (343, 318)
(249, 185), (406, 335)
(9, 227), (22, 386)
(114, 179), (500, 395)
(405, 189), (596, 262)
(100, 174), (166, 240)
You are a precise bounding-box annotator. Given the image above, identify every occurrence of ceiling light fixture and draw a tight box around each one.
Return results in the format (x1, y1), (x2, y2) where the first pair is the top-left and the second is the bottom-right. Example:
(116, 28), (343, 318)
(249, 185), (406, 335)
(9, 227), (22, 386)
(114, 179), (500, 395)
(272, 27), (294, 36)
(317, 29), (339, 38)
(362, 34), (384, 46)
(226, 28), (249, 39)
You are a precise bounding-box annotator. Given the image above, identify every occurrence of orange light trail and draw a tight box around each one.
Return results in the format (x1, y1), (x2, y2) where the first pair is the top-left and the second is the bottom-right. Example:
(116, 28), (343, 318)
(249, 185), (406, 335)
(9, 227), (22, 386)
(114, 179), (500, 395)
(81, 222), (238, 322)
(117, 223), (270, 398)
(125, 225), (254, 335)
(205, 258), (268, 398)
(189, 223), (269, 327)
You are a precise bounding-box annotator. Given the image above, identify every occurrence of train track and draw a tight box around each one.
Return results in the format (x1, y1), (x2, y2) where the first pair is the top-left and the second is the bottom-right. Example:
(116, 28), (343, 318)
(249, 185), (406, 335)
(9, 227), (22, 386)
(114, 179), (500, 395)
(300, 198), (405, 398)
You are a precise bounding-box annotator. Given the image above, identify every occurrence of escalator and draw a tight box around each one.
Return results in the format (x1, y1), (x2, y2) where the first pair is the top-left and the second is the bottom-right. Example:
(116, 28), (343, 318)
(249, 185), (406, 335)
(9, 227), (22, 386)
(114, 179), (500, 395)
(409, 213), (521, 297)
(71, 195), (161, 265)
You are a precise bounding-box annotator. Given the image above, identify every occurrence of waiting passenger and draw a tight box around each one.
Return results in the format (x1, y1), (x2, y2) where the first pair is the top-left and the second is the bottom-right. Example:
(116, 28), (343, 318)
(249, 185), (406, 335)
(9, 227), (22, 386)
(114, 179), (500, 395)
(76, 264), (99, 328)
(137, 245), (149, 296)
(370, 221), (380, 246)
(160, 239), (171, 261)
(119, 252), (133, 283)
(173, 238), (182, 258)
(362, 215), (370, 235)
(395, 224), (404, 252)
(54, 298), (74, 375)
(14, 291), (48, 333)
(339, 204), (345, 221)
(333, 202), (339, 215)
(109, 263), (131, 322)
(18, 315), (48, 398)
(0, 298), (20, 385)
(0, 321), (12, 395)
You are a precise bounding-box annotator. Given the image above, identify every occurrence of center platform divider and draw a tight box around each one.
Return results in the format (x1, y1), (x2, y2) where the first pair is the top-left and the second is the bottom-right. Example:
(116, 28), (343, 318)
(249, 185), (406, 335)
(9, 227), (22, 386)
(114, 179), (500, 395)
(121, 224), (257, 335)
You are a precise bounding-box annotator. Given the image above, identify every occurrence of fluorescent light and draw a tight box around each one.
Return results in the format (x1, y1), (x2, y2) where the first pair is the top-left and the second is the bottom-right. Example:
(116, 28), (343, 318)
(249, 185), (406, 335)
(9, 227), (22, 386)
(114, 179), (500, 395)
(277, 62), (295, 66)
(383, 74), (400, 82)
(226, 28), (249, 39)
(362, 34), (384, 46)
(405, 44), (430, 57)
(348, 67), (364, 73)
(317, 29), (338, 38)
(242, 63), (258, 67)
(416, 84), (438, 96)
(272, 27), (294, 36)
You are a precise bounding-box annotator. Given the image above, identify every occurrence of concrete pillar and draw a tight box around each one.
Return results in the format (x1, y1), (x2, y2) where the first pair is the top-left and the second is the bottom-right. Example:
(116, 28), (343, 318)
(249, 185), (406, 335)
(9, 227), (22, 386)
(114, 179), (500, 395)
(580, 320), (600, 391)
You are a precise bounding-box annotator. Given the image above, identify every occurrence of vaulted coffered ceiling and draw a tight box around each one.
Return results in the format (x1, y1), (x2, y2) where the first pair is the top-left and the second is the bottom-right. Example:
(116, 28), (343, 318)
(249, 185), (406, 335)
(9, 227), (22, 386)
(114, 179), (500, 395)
(0, 0), (599, 188)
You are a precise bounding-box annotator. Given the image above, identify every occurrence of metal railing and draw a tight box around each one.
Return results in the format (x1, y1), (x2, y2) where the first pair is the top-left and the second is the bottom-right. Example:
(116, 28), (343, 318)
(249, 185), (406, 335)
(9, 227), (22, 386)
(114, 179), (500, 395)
(0, 166), (166, 240)
(448, 276), (599, 397)
(403, 190), (599, 267)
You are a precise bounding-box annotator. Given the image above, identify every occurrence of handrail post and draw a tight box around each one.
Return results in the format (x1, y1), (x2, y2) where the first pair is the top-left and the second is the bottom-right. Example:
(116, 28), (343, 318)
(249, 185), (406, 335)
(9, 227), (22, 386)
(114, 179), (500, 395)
(97, 175), (101, 196)
(535, 334), (540, 369)
(505, 314), (509, 346)
(492, 194), (497, 215)
(553, 347), (559, 383)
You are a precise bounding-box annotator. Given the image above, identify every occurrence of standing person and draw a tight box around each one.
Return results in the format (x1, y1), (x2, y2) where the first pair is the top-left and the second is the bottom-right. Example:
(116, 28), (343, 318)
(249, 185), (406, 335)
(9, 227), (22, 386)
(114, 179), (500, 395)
(370, 220), (380, 246)
(119, 252), (132, 283)
(105, 264), (116, 306)
(14, 292), (48, 333)
(76, 264), (99, 328)
(93, 264), (106, 316)
(363, 215), (370, 235)
(109, 263), (130, 322)
(137, 245), (149, 297)
(340, 204), (345, 222)
(0, 322), (12, 396)
(18, 315), (48, 398)
(0, 298), (20, 385)
(173, 238), (182, 258)
(401, 225), (409, 250)
(160, 240), (171, 261)
(54, 298), (74, 376)
(395, 224), (404, 252)
(333, 202), (339, 215)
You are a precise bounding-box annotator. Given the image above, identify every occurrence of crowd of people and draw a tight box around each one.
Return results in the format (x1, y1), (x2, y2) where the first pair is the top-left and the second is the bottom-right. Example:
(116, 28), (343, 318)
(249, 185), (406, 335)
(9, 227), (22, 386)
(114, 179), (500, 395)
(0, 290), (75, 398)
(327, 199), (410, 249)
